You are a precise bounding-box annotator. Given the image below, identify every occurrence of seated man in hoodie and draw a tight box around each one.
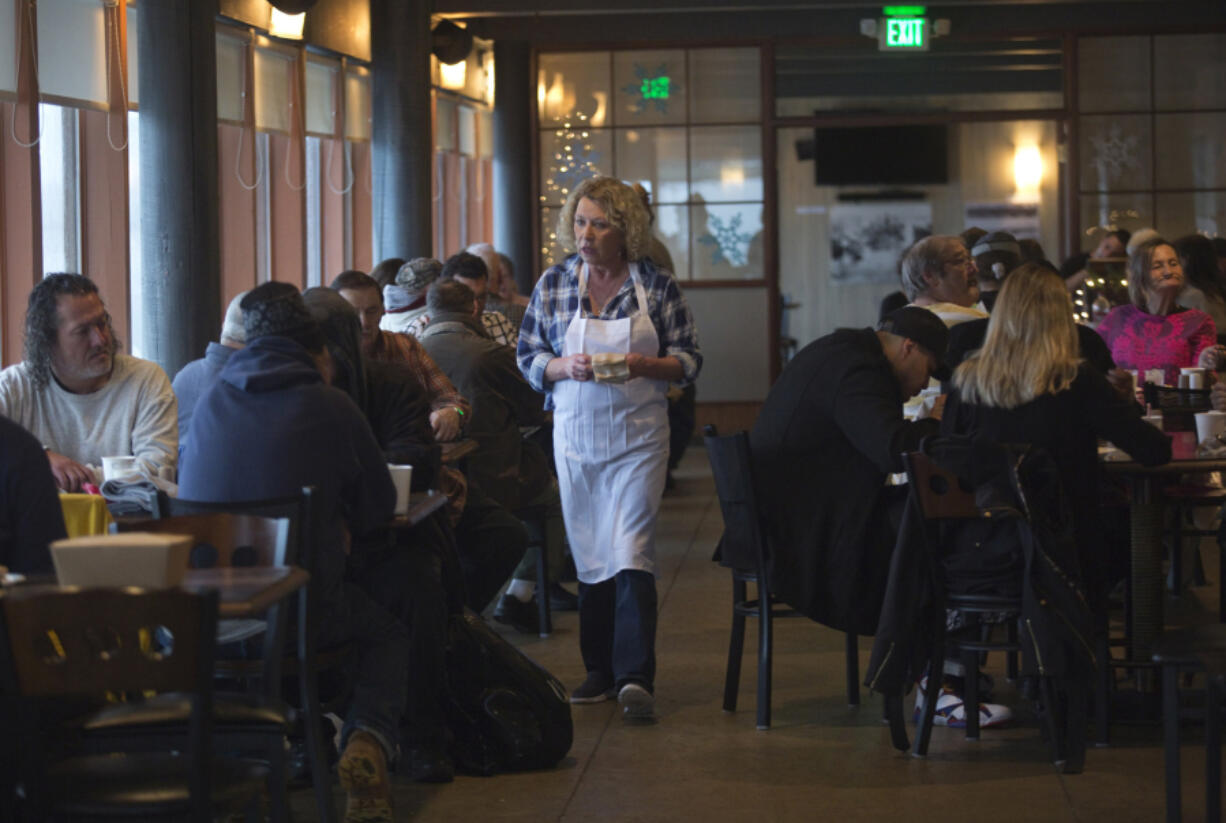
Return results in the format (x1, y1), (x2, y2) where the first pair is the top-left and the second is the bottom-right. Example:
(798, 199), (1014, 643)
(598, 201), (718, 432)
(179, 283), (407, 822)
(418, 279), (570, 635)
(302, 286), (463, 782)
(171, 290), (248, 440)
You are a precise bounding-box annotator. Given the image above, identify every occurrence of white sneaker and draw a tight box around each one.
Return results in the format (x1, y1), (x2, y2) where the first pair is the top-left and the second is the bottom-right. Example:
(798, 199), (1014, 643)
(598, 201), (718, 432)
(617, 683), (655, 720)
(914, 678), (1013, 729)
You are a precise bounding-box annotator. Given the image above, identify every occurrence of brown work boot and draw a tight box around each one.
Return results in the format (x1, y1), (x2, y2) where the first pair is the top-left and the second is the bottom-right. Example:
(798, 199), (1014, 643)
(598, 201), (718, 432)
(337, 730), (393, 823)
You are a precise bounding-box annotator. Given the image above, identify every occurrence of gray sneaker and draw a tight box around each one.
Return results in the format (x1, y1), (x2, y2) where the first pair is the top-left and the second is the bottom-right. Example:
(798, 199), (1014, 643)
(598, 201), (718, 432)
(570, 671), (615, 704)
(618, 683), (655, 720)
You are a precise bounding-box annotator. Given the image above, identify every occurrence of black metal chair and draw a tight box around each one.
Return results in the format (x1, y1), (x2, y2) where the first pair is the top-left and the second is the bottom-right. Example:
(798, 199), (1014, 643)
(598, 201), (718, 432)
(904, 448), (1085, 771)
(703, 425), (860, 731)
(1153, 624), (1226, 823)
(0, 586), (266, 822)
(519, 506), (554, 637)
(159, 486), (339, 823)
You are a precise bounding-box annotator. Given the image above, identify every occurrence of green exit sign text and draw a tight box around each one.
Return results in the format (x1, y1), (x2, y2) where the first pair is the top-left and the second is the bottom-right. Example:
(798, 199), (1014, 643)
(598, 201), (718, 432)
(640, 77), (670, 100)
(882, 17), (928, 51)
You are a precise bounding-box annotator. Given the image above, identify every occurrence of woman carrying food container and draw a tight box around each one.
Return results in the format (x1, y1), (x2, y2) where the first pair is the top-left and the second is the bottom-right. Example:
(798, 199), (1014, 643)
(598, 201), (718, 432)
(517, 176), (702, 720)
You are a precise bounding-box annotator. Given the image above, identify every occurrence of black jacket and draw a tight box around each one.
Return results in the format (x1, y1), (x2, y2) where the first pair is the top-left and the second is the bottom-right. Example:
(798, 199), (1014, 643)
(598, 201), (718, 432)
(750, 328), (938, 635)
(865, 437), (1098, 722)
(420, 312), (548, 512)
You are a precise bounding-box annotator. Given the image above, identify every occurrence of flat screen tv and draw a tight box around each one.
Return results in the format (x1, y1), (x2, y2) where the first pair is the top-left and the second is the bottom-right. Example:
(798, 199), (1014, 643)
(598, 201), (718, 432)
(814, 124), (948, 186)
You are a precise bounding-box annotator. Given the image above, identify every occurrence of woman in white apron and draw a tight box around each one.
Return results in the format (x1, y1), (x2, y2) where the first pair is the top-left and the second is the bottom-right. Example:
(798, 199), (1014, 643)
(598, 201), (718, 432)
(516, 177), (702, 720)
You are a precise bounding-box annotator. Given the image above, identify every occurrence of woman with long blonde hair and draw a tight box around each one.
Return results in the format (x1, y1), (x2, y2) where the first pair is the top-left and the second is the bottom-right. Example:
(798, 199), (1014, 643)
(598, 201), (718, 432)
(945, 265), (1169, 597)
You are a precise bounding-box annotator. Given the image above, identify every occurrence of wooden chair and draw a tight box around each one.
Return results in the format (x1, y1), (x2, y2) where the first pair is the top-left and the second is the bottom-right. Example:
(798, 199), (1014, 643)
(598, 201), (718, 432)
(106, 511), (295, 821)
(0, 586), (266, 822)
(704, 425), (860, 731)
(904, 449), (1085, 771)
(156, 487), (339, 823)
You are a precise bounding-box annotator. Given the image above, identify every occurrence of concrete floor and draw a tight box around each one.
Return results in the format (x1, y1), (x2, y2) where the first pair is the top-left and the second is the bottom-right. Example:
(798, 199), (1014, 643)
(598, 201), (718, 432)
(292, 450), (1221, 822)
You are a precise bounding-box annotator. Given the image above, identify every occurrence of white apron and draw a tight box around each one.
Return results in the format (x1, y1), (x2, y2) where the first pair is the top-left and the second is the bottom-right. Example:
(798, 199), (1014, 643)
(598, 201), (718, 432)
(552, 263), (670, 584)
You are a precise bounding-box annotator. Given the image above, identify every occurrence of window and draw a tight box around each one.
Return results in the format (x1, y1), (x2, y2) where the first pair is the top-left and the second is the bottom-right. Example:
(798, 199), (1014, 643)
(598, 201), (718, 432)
(537, 48), (764, 281)
(38, 103), (82, 275)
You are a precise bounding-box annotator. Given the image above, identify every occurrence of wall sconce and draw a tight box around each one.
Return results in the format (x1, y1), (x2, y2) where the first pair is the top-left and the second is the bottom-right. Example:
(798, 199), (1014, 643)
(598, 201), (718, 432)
(1013, 144), (1042, 192)
(439, 59), (468, 91)
(269, 9), (305, 40)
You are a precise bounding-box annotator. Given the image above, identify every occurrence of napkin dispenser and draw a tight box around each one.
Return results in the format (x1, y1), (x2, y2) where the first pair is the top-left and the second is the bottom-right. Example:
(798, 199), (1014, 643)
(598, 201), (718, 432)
(51, 532), (193, 588)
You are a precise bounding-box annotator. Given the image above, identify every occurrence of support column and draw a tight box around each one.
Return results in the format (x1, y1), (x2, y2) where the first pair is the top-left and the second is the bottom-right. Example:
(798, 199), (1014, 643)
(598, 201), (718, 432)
(493, 39), (534, 290)
(371, 0), (432, 261)
(137, 0), (220, 378)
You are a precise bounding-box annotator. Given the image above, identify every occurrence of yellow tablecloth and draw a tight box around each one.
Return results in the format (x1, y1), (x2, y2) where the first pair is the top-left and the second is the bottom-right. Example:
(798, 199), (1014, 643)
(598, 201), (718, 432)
(59, 493), (113, 537)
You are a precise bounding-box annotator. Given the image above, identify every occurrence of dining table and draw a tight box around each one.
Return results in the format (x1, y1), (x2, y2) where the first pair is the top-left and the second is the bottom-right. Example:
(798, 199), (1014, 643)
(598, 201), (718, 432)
(1102, 444), (1226, 670)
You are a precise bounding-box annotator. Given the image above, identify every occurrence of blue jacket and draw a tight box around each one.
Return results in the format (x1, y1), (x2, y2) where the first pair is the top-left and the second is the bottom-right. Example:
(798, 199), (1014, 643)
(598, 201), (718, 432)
(172, 341), (237, 442)
(179, 335), (395, 605)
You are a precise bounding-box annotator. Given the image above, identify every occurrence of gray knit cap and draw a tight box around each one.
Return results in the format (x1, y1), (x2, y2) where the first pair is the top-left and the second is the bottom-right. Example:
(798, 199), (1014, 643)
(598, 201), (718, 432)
(220, 291), (249, 344)
(395, 257), (443, 297)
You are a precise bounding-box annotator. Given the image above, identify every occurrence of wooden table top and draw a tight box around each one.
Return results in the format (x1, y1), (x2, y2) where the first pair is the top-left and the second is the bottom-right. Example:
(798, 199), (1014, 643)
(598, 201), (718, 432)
(388, 490), (450, 529)
(181, 566), (308, 618)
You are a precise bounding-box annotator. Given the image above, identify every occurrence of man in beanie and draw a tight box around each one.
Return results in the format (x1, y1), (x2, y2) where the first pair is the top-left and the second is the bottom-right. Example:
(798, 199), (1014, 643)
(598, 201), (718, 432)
(171, 290), (248, 440)
(381, 256), (442, 335)
(970, 231), (1021, 313)
(750, 306), (949, 638)
(179, 281), (407, 822)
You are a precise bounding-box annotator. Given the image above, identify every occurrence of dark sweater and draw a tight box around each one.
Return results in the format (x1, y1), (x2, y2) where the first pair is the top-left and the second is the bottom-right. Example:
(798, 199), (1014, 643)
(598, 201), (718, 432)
(750, 328), (938, 634)
(171, 341), (237, 442)
(179, 336), (395, 606)
(943, 364), (1170, 593)
(0, 415), (65, 573)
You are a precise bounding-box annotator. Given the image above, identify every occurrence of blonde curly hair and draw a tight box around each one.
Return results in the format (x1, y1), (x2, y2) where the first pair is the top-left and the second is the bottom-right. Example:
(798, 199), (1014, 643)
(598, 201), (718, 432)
(556, 176), (652, 262)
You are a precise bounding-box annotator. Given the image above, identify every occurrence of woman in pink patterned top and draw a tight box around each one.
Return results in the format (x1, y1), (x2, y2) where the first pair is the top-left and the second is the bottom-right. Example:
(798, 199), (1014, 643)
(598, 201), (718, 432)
(1096, 237), (1219, 386)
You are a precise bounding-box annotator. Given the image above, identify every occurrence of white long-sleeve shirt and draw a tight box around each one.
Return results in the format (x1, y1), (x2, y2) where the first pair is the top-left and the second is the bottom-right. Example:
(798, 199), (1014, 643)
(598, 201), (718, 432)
(0, 354), (178, 482)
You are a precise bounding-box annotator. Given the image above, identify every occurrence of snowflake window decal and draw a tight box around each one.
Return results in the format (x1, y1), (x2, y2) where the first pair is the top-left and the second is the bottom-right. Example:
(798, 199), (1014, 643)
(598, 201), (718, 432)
(1088, 123), (1140, 185)
(698, 213), (752, 268)
(621, 64), (673, 115)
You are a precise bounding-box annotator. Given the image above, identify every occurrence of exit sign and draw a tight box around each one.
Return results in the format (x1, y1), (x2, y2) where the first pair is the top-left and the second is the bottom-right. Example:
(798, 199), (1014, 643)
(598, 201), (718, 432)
(881, 17), (929, 51)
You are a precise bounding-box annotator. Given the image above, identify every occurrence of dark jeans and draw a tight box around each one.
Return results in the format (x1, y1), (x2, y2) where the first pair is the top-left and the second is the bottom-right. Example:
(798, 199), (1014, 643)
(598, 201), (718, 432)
(579, 569), (657, 692)
(512, 478), (567, 583)
(455, 483), (528, 612)
(349, 518), (455, 750)
(225, 582), (409, 759)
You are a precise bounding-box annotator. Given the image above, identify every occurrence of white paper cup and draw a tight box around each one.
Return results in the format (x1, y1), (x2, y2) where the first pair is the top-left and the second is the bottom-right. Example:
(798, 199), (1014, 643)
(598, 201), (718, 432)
(1195, 411), (1226, 444)
(1145, 369), (1165, 386)
(101, 455), (139, 483)
(388, 464), (413, 517)
(1181, 367), (1207, 389)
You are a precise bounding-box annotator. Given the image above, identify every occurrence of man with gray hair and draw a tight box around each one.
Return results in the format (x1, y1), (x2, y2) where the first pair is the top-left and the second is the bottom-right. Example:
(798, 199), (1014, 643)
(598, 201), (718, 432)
(900, 235), (988, 328)
(171, 291), (248, 440)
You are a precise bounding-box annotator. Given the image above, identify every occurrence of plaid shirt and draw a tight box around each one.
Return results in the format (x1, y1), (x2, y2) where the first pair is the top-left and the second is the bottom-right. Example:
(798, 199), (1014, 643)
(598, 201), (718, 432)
(517, 254), (701, 408)
(404, 310), (517, 348)
(366, 330), (471, 417)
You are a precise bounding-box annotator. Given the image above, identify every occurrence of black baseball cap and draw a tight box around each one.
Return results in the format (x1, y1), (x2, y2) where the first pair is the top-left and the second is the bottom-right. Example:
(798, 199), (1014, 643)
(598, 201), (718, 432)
(877, 306), (952, 381)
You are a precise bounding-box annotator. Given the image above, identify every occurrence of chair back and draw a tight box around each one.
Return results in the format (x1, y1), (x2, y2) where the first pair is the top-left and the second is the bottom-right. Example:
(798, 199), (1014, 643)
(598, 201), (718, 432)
(160, 487), (317, 573)
(112, 512), (290, 569)
(903, 451), (981, 521)
(703, 426), (768, 575)
(1, 586), (218, 699)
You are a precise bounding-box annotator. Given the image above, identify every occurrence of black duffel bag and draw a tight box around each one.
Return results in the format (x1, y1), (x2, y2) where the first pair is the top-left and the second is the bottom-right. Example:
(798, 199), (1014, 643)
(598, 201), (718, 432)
(445, 609), (573, 776)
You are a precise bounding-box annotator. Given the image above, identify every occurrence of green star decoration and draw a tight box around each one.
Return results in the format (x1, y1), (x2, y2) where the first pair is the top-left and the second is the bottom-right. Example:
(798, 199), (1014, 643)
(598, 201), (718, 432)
(622, 64), (672, 114)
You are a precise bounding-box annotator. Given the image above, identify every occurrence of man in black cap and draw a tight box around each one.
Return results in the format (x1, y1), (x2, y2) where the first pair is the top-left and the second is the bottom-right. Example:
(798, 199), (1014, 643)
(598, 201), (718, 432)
(749, 306), (950, 636)
(970, 230), (1021, 313)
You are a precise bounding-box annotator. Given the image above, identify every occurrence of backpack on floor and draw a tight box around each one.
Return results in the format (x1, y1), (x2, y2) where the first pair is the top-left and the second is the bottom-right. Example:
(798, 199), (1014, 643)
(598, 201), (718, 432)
(444, 609), (573, 776)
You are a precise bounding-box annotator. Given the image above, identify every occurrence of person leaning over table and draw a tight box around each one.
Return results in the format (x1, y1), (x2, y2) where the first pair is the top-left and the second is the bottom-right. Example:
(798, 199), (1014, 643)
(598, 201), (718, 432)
(750, 306), (948, 648)
(1096, 236), (1220, 387)
(517, 175), (702, 721)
